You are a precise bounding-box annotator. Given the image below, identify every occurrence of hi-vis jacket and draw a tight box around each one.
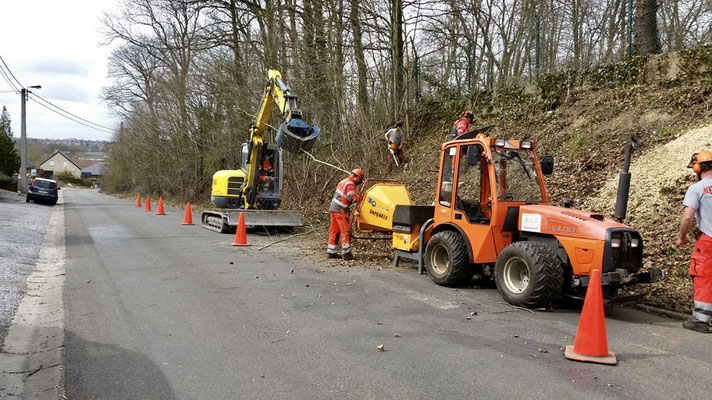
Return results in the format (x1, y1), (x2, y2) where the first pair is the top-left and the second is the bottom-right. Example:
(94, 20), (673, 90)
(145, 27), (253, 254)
(450, 117), (471, 138)
(329, 177), (357, 213)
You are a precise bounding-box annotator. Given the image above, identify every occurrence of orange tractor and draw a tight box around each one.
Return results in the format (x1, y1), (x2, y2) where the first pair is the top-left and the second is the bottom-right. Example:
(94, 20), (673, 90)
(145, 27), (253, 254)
(354, 133), (664, 307)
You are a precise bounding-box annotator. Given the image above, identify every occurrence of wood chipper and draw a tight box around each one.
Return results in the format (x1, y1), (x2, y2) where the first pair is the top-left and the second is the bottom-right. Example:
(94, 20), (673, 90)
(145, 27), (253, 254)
(353, 134), (664, 308)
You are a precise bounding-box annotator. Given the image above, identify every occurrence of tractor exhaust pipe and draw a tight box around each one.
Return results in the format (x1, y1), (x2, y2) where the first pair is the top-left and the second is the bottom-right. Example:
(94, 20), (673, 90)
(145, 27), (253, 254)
(614, 142), (635, 222)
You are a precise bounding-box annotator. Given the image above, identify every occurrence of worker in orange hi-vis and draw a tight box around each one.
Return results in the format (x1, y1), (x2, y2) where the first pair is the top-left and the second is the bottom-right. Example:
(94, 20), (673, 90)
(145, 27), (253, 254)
(327, 168), (364, 261)
(449, 110), (474, 140)
(677, 150), (712, 333)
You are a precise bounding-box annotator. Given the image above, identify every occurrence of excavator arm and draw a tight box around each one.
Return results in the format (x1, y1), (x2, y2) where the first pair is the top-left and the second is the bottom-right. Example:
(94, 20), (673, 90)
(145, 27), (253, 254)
(243, 70), (318, 208)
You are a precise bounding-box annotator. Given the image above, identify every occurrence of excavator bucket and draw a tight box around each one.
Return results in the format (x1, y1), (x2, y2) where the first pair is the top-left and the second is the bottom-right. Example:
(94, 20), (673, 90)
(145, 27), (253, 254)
(276, 118), (319, 153)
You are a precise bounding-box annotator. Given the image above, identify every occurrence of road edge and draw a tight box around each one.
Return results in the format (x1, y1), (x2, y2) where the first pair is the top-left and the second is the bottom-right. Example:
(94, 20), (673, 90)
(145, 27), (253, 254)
(0, 191), (66, 398)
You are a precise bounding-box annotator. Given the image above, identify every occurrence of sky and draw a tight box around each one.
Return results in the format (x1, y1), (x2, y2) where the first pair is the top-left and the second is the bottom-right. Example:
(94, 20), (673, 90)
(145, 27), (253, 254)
(0, 0), (120, 141)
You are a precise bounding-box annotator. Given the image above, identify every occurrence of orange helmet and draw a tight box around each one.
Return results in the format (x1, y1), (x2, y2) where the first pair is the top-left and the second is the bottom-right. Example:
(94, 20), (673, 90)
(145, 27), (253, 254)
(351, 168), (364, 183)
(689, 150), (712, 174)
(390, 143), (398, 150)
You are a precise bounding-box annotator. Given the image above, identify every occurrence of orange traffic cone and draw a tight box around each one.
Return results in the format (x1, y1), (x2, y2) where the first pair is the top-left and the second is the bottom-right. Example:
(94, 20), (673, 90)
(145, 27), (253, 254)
(182, 202), (194, 225)
(144, 196), (152, 211)
(564, 269), (617, 365)
(156, 197), (166, 215)
(135, 194), (142, 207)
(231, 212), (250, 246)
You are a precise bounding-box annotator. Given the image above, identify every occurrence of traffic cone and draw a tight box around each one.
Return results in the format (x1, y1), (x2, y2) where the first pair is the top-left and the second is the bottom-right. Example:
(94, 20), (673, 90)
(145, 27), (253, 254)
(135, 194), (142, 207)
(145, 196), (152, 212)
(564, 269), (617, 365)
(182, 202), (194, 225)
(231, 212), (250, 246)
(156, 197), (166, 215)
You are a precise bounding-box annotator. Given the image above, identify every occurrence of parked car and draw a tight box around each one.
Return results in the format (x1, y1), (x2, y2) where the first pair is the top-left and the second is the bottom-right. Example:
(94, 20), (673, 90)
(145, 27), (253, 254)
(26, 177), (59, 205)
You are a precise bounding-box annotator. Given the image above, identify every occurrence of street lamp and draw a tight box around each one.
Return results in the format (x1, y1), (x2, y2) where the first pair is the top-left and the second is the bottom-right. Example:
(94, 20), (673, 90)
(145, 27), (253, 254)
(19, 85), (41, 194)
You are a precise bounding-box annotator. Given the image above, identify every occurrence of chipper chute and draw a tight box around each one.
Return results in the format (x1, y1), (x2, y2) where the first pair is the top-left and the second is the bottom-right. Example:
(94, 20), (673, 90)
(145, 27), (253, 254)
(276, 118), (319, 153)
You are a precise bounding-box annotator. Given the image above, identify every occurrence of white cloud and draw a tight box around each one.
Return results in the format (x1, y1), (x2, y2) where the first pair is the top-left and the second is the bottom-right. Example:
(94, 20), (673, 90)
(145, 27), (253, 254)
(24, 59), (89, 77)
(0, 0), (120, 140)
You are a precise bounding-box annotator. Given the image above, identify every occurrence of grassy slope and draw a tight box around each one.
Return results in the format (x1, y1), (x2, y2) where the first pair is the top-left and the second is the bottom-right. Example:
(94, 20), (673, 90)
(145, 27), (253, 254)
(287, 45), (712, 311)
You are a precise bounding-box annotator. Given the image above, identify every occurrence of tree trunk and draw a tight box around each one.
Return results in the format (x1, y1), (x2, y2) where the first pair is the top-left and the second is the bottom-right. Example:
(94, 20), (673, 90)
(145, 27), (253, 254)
(634, 0), (661, 55)
(350, 0), (369, 114)
(390, 0), (404, 119)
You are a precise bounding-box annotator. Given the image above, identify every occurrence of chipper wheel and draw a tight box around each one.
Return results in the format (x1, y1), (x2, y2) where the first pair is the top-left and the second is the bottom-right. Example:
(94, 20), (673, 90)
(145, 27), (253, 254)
(495, 242), (564, 308)
(425, 231), (473, 287)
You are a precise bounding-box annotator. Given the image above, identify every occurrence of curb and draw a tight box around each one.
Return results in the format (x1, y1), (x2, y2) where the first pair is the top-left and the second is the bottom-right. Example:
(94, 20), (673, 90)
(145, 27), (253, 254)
(635, 304), (688, 321)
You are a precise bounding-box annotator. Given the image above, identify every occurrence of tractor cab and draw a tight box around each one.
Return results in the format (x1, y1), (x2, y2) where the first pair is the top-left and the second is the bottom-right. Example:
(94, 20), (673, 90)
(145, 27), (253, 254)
(433, 137), (553, 264)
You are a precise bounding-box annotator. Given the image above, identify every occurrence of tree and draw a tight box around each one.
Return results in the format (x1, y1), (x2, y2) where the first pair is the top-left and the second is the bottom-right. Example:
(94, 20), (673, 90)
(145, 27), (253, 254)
(0, 106), (11, 137)
(0, 107), (20, 176)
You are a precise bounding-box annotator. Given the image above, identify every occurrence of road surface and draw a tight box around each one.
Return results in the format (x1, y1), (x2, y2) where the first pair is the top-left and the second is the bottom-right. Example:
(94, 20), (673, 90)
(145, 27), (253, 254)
(0, 189), (53, 345)
(10, 188), (712, 399)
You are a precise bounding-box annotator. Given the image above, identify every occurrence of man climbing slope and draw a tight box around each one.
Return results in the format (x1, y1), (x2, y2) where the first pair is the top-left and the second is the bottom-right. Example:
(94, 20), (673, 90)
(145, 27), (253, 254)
(384, 121), (405, 172)
(327, 168), (364, 261)
(449, 111), (474, 140)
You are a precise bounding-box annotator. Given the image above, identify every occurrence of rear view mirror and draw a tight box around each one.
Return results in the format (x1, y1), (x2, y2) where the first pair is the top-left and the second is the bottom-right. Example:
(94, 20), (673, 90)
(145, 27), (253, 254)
(540, 155), (554, 175)
(466, 146), (482, 166)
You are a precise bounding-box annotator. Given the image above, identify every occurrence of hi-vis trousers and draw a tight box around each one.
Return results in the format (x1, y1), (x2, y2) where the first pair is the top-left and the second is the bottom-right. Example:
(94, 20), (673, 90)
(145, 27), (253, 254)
(327, 211), (351, 255)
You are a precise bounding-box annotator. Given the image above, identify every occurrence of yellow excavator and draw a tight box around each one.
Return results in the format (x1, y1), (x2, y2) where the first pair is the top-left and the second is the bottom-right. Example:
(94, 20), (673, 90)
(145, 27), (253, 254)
(201, 70), (319, 232)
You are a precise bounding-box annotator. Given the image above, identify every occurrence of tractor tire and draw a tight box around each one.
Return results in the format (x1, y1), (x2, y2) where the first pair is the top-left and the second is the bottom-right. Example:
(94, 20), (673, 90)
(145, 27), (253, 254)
(495, 242), (563, 308)
(425, 231), (472, 287)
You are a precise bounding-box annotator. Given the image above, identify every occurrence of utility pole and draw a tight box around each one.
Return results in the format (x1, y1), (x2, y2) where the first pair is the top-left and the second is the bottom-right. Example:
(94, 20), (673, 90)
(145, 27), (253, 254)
(19, 88), (27, 194)
(18, 85), (40, 194)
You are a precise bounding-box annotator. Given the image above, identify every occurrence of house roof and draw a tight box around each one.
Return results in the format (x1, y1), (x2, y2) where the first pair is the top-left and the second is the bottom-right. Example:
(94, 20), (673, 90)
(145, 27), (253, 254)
(39, 150), (82, 170)
(75, 159), (98, 169)
(81, 162), (105, 176)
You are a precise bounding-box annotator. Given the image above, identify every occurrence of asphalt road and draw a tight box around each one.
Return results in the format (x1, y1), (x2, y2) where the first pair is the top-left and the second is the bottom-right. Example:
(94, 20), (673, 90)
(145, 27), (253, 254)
(61, 188), (712, 399)
(0, 189), (53, 346)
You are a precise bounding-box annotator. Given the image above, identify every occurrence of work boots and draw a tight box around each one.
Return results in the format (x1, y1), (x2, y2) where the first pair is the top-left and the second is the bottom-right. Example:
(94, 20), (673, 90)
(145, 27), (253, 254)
(683, 317), (711, 333)
(342, 252), (355, 261)
(327, 253), (340, 259)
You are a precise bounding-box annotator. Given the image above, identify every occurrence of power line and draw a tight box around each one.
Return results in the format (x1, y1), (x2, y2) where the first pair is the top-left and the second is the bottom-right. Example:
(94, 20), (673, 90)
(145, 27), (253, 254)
(30, 93), (114, 131)
(28, 95), (113, 134)
(0, 63), (20, 93)
(0, 55), (114, 134)
(0, 56), (23, 88)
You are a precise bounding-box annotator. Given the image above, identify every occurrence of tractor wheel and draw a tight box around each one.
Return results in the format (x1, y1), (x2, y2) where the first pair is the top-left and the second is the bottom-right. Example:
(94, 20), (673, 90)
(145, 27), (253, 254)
(495, 242), (563, 308)
(425, 231), (472, 287)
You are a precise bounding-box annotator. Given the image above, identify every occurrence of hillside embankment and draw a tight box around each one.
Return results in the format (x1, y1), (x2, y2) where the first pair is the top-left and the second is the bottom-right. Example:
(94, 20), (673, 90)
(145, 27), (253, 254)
(284, 45), (712, 313)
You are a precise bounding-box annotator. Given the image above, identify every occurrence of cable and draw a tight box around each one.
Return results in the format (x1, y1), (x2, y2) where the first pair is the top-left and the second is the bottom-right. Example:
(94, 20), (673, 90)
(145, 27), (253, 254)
(30, 93), (114, 131)
(28, 96), (114, 134)
(0, 63), (20, 93)
(0, 56), (23, 88)
(1, 55), (112, 134)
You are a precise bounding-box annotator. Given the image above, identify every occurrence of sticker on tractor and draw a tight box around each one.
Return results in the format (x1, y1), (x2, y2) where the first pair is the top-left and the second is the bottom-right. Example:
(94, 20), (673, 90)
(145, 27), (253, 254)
(521, 213), (542, 233)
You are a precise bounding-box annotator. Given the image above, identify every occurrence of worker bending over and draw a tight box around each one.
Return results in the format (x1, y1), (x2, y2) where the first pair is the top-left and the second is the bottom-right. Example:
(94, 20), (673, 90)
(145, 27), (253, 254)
(677, 150), (712, 333)
(449, 111), (474, 140)
(327, 168), (364, 260)
(384, 122), (405, 172)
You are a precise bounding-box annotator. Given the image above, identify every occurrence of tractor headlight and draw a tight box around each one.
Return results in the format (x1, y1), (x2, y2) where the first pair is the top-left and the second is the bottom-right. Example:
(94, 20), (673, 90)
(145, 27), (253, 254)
(630, 238), (639, 248)
(611, 238), (621, 248)
(495, 139), (506, 147)
(521, 141), (532, 149)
